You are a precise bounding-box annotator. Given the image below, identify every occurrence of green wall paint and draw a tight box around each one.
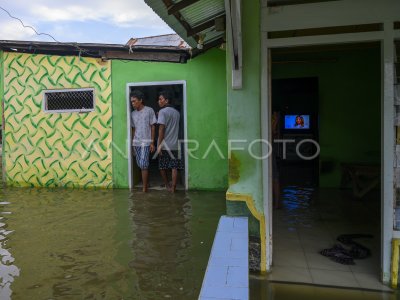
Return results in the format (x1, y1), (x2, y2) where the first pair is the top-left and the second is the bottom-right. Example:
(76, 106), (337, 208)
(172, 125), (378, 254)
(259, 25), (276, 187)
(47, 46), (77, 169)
(226, 0), (264, 217)
(112, 49), (228, 190)
(0, 51), (3, 128)
(272, 46), (381, 187)
(227, 200), (260, 236)
(0, 50), (3, 186)
(1, 51), (4, 179)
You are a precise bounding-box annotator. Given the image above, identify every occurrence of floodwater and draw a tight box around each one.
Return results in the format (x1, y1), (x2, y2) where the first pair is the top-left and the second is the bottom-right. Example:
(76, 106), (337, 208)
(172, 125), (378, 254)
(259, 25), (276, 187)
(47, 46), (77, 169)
(0, 179), (398, 300)
(0, 187), (226, 299)
(248, 185), (398, 299)
(280, 186), (317, 227)
(250, 279), (397, 300)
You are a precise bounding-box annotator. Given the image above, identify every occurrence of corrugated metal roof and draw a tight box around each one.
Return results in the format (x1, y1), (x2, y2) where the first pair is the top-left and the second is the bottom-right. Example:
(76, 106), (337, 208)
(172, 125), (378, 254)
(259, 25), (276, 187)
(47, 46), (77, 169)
(127, 34), (190, 49)
(180, 0), (225, 28)
(197, 27), (223, 44)
(144, 0), (198, 48)
(144, 0), (225, 50)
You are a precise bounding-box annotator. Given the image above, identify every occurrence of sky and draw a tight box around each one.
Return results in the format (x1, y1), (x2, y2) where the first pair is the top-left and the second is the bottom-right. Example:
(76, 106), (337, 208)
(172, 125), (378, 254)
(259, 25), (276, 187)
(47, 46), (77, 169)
(0, 0), (174, 44)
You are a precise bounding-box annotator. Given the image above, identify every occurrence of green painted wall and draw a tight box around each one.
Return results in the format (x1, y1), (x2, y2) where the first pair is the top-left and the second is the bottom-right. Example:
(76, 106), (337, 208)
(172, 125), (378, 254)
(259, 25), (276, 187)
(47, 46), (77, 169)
(112, 49), (228, 190)
(226, 0), (264, 216)
(272, 46), (381, 187)
(0, 51), (3, 128)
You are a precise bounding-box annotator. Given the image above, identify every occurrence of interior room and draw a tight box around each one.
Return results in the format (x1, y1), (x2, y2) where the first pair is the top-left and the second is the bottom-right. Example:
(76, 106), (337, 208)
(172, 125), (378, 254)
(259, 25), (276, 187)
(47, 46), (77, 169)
(268, 42), (388, 290)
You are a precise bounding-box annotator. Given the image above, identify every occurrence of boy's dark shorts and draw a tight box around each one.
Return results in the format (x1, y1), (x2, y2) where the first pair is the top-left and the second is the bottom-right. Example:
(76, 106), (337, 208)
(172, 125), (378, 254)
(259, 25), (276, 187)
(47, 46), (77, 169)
(158, 150), (184, 170)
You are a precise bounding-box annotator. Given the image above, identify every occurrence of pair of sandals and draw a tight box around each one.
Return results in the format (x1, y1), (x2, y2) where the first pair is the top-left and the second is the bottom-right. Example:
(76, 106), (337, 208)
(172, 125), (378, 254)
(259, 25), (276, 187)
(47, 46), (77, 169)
(320, 234), (372, 265)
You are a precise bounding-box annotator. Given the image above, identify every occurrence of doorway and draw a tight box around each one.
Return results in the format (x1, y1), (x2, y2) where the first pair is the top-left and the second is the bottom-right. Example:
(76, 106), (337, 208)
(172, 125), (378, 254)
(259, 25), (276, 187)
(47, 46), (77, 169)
(268, 43), (386, 290)
(272, 77), (319, 187)
(126, 81), (187, 190)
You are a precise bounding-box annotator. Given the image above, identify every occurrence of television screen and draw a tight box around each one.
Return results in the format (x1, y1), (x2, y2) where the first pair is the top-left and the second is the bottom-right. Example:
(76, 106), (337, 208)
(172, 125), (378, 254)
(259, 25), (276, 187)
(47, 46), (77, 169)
(284, 115), (310, 129)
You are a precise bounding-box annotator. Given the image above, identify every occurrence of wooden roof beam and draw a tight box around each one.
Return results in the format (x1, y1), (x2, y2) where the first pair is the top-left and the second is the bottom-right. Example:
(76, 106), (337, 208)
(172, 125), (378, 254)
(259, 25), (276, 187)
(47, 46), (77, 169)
(162, 0), (195, 41)
(187, 19), (215, 37)
(168, 0), (201, 15)
(192, 37), (225, 57)
(187, 15), (226, 36)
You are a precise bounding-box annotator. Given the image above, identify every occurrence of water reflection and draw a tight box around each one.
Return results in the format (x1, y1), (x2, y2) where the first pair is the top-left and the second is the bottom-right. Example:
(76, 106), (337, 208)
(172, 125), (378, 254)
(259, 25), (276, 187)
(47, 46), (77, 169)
(130, 192), (190, 298)
(0, 187), (225, 299)
(281, 186), (318, 228)
(129, 191), (225, 299)
(282, 186), (315, 211)
(0, 201), (19, 299)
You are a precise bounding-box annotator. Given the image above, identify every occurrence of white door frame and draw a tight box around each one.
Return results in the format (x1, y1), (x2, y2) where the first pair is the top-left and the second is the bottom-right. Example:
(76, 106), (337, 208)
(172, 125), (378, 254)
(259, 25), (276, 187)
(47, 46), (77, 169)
(261, 29), (397, 281)
(126, 80), (188, 190)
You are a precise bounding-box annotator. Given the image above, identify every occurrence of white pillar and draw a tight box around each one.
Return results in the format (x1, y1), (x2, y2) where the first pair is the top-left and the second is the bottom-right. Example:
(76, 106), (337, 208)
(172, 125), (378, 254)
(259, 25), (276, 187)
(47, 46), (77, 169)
(381, 21), (395, 284)
(261, 31), (273, 271)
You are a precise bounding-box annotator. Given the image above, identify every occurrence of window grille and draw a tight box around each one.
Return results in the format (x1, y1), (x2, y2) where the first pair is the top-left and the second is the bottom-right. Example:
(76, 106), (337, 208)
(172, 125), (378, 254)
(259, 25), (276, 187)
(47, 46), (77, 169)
(43, 88), (95, 113)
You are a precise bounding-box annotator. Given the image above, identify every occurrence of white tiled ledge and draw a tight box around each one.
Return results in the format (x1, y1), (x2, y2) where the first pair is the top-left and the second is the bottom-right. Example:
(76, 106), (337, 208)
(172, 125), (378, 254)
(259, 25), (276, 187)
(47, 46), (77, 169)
(199, 216), (249, 300)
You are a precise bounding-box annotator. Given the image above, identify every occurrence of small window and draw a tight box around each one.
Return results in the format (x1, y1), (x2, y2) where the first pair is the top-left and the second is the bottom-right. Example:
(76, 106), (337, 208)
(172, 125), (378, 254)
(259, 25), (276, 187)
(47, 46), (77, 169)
(43, 88), (95, 113)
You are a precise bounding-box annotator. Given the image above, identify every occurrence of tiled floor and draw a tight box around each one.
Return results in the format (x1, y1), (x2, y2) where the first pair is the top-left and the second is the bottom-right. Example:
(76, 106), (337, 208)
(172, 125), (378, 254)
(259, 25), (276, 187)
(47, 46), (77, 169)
(268, 187), (392, 292)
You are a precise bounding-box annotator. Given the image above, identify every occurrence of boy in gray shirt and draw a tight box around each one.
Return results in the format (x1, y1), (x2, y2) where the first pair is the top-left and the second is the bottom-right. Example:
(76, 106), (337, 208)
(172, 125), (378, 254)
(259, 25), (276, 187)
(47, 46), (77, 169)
(131, 90), (157, 192)
(157, 90), (184, 193)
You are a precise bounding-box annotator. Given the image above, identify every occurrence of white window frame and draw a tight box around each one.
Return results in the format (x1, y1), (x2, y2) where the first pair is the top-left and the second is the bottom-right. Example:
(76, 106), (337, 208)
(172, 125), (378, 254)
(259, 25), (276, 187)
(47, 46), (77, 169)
(42, 88), (95, 113)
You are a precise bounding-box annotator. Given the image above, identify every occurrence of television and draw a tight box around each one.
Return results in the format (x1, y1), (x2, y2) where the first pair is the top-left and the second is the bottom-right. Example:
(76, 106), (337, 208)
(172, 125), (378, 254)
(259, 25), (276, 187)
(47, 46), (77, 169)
(284, 114), (310, 130)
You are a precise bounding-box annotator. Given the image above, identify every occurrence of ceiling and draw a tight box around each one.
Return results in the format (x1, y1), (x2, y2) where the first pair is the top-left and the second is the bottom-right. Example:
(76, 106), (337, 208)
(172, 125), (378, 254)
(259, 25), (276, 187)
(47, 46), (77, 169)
(144, 0), (341, 52)
(144, 0), (226, 50)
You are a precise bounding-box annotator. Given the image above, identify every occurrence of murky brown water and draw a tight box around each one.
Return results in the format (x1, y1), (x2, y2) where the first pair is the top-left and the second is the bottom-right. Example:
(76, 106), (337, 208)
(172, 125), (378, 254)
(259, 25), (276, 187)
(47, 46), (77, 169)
(250, 279), (397, 300)
(0, 177), (398, 299)
(0, 187), (226, 299)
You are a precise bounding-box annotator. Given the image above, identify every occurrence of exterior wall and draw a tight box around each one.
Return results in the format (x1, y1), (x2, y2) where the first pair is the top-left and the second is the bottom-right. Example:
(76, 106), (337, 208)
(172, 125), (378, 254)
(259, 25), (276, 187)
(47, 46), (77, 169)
(2, 53), (112, 188)
(1, 51), (4, 155)
(0, 51), (3, 128)
(226, 0), (263, 216)
(111, 48), (228, 190)
(225, 0), (267, 270)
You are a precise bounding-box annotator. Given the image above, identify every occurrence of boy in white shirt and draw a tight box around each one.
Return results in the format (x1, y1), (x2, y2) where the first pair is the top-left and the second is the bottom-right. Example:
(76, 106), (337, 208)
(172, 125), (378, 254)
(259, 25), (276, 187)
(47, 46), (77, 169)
(157, 90), (184, 193)
(131, 90), (157, 192)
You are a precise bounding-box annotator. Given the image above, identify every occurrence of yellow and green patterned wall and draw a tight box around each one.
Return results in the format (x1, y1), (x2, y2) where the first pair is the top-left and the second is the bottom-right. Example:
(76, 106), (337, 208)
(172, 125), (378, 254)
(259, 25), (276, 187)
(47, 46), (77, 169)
(1, 51), (113, 188)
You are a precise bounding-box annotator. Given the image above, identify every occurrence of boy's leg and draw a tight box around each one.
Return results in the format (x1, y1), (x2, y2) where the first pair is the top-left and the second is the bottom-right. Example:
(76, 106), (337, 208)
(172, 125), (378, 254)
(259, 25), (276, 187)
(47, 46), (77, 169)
(171, 169), (178, 193)
(170, 151), (184, 193)
(160, 169), (169, 188)
(158, 150), (171, 189)
(142, 169), (149, 192)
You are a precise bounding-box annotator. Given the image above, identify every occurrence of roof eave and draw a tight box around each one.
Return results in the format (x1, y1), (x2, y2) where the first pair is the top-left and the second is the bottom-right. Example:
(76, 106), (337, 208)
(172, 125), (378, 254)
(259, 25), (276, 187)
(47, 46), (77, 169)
(144, 0), (198, 48)
(0, 40), (191, 63)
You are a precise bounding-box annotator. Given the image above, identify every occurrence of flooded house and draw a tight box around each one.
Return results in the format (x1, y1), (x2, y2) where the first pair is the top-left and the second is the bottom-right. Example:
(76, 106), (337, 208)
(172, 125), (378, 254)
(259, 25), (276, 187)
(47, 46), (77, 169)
(0, 35), (227, 191)
(0, 35), (231, 297)
(1, 0), (400, 293)
(143, 0), (400, 291)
